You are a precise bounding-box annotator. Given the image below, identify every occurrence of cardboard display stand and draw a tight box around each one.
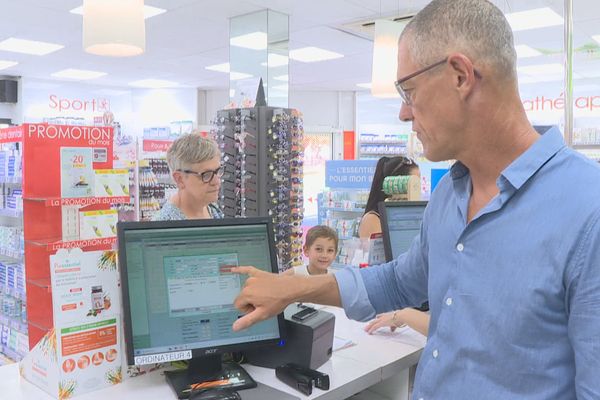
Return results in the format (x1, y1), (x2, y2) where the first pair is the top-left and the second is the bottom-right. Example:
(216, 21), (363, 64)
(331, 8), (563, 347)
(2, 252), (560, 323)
(1, 124), (126, 399)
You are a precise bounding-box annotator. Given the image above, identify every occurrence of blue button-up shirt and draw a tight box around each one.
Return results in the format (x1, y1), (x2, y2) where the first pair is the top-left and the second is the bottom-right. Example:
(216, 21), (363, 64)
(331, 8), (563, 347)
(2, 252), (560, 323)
(335, 128), (600, 399)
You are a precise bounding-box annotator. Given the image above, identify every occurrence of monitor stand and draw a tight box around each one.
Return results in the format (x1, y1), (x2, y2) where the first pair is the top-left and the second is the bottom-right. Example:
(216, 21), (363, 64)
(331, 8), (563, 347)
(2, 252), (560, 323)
(165, 354), (257, 399)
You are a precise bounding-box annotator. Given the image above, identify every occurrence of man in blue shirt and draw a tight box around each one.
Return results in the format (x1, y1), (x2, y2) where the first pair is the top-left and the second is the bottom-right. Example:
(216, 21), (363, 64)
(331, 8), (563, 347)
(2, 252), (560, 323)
(232, 0), (600, 398)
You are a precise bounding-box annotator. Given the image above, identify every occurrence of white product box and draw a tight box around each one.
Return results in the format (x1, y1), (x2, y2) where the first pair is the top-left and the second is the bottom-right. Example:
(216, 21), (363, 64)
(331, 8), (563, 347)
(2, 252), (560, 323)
(79, 210), (118, 239)
(94, 169), (129, 197)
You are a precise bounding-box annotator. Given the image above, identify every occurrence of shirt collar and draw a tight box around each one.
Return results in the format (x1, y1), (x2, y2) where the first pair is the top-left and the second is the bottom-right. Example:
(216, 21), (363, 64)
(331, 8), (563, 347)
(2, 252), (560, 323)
(500, 126), (565, 190)
(449, 126), (565, 190)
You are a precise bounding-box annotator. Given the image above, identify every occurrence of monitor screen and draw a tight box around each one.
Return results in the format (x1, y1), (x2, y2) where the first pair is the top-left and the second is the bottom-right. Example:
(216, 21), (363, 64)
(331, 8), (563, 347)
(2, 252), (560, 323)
(117, 218), (284, 395)
(379, 201), (427, 262)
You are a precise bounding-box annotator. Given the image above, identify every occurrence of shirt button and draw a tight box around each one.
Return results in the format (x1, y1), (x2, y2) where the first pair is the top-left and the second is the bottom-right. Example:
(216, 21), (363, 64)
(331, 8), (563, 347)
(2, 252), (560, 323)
(433, 349), (439, 358)
(446, 297), (453, 306)
(456, 243), (464, 252)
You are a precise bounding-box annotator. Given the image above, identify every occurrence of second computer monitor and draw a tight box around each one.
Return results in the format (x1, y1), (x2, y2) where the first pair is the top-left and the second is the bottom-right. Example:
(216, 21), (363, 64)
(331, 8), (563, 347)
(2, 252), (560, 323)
(379, 201), (428, 262)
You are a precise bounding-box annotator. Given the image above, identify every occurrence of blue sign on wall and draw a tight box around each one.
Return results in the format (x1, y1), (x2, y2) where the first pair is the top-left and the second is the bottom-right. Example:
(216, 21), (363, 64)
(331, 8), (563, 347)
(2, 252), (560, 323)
(325, 160), (377, 189)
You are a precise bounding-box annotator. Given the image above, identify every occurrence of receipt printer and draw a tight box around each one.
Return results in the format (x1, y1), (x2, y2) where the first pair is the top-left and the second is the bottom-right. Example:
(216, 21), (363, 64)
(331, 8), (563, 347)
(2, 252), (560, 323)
(245, 304), (335, 369)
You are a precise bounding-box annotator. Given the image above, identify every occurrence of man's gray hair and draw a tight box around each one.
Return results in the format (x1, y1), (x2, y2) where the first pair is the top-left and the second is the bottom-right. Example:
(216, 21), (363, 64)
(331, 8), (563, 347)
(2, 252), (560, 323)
(166, 132), (219, 173)
(402, 0), (517, 80)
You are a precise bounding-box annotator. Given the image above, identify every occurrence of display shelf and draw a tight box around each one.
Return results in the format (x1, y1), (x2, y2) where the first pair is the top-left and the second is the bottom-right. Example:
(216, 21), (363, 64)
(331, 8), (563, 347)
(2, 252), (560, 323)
(23, 196), (130, 207)
(359, 140), (407, 145)
(0, 353), (14, 366)
(0, 248), (24, 262)
(572, 144), (600, 149)
(360, 150), (408, 155)
(27, 278), (51, 289)
(0, 345), (23, 364)
(25, 236), (116, 252)
(320, 206), (365, 213)
(0, 315), (28, 335)
(0, 287), (26, 302)
(0, 208), (23, 218)
(0, 177), (21, 184)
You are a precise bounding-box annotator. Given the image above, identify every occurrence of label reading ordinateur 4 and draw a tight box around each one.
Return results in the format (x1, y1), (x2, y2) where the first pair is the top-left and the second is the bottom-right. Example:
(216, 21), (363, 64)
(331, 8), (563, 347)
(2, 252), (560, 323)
(134, 350), (192, 365)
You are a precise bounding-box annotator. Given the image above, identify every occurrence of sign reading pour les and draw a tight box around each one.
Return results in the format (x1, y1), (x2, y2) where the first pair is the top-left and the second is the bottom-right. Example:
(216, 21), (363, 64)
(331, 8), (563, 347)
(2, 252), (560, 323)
(325, 160), (377, 189)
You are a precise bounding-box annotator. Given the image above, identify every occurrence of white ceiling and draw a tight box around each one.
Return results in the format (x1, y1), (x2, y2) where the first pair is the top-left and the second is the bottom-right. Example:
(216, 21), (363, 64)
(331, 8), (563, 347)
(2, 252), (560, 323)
(0, 0), (599, 91)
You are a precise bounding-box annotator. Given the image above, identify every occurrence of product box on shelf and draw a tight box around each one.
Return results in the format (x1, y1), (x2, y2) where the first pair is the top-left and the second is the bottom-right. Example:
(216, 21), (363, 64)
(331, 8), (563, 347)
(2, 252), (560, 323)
(79, 209), (118, 239)
(94, 169), (129, 197)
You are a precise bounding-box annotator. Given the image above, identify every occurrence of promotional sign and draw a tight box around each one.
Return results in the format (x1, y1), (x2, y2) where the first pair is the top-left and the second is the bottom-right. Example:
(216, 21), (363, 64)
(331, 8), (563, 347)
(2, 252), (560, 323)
(325, 160), (377, 189)
(21, 249), (122, 399)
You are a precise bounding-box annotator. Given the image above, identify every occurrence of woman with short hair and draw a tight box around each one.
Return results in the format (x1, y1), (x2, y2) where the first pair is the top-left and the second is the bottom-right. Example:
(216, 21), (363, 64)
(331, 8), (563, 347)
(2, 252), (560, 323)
(152, 132), (224, 221)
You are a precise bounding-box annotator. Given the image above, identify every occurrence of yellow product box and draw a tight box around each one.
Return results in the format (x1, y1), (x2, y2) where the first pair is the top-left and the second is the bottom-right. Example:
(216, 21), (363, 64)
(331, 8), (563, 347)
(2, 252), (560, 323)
(94, 169), (130, 197)
(79, 210), (118, 239)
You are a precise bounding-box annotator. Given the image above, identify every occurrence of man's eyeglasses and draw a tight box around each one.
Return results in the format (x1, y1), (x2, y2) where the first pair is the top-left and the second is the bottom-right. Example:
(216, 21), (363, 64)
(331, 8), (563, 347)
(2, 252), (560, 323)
(178, 166), (224, 183)
(394, 58), (447, 106)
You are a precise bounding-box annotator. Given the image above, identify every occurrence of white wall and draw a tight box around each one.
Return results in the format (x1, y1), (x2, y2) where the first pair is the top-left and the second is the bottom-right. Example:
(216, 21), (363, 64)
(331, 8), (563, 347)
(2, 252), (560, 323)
(289, 91), (355, 131)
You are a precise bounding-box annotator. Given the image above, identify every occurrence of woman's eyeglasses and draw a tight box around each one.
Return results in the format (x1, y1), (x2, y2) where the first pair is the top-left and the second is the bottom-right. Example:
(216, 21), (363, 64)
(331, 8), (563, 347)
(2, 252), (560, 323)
(178, 166), (224, 183)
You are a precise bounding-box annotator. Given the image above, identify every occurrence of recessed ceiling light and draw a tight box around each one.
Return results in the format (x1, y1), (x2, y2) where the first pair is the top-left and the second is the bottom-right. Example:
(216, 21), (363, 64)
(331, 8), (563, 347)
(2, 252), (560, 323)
(289, 47), (344, 63)
(356, 83), (372, 89)
(515, 45), (542, 58)
(272, 84), (288, 91)
(128, 79), (178, 88)
(70, 4), (166, 19)
(260, 53), (289, 67)
(51, 68), (107, 80)
(274, 75), (288, 82)
(0, 60), (18, 71)
(0, 38), (64, 55)
(505, 7), (563, 32)
(205, 63), (251, 80)
(230, 32), (267, 50)
(205, 63), (230, 73)
(230, 72), (253, 81)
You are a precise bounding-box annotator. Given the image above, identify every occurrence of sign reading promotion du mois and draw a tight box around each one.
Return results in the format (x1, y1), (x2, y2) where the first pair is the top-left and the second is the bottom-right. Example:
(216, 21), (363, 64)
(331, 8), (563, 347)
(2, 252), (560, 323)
(325, 160), (377, 189)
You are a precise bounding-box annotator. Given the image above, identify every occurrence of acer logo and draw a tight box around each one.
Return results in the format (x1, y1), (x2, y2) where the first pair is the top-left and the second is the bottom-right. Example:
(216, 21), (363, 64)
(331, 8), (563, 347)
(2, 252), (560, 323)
(205, 349), (218, 354)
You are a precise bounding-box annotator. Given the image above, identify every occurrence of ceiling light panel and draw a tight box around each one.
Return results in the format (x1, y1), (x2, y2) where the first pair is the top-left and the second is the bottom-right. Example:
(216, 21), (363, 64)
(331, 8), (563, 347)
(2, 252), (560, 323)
(230, 32), (267, 50)
(515, 45), (542, 58)
(0, 38), (64, 55)
(0, 60), (18, 71)
(505, 7), (563, 32)
(128, 79), (178, 88)
(205, 63), (230, 73)
(70, 4), (166, 19)
(51, 68), (107, 80)
(289, 47), (344, 63)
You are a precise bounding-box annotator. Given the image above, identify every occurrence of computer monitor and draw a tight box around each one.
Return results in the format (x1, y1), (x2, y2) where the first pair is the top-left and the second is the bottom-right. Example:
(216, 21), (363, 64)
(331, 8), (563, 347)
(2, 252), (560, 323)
(378, 201), (428, 262)
(117, 218), (285, 397)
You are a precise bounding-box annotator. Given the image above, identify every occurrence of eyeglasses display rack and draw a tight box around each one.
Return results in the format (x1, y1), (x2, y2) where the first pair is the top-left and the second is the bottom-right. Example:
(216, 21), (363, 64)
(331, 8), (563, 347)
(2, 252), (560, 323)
(214, 106), (304, 271)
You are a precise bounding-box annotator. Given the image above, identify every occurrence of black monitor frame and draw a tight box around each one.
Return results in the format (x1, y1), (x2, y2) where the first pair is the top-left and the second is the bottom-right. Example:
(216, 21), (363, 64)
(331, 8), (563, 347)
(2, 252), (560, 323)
(378, 200), (428, 262)
(117, 217), (285, 394)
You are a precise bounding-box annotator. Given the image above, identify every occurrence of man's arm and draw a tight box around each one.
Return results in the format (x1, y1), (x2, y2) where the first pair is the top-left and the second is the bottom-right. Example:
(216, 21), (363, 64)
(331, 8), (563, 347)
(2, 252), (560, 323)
(231, 266), (340, 331)
(568, 211), (600, 398)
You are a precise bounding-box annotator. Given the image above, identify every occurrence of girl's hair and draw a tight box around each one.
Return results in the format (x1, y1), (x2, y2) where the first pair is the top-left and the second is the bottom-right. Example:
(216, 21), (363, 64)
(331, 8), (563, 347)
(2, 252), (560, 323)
(363, 156), (419, 215)
(304, 225), (339, 251)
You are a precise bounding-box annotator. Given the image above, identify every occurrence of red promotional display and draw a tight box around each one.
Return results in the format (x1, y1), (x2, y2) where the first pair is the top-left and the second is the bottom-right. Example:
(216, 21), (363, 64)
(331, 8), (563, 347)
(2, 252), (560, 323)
(1, 123), (126, 398)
